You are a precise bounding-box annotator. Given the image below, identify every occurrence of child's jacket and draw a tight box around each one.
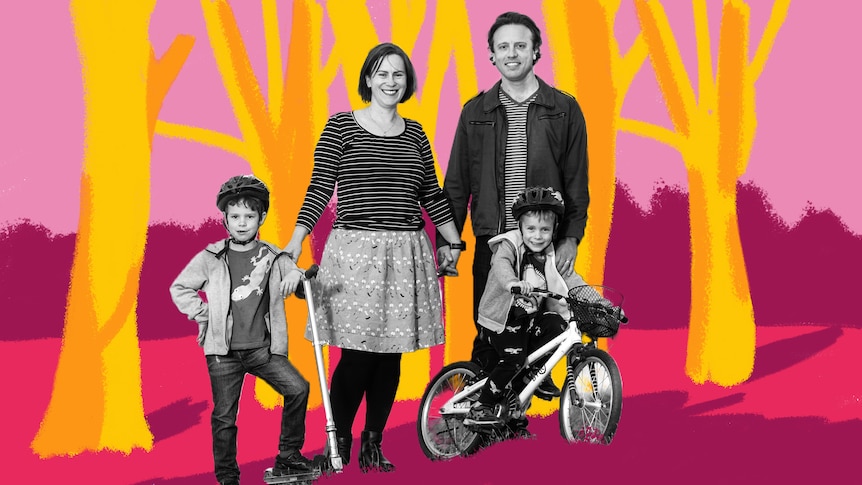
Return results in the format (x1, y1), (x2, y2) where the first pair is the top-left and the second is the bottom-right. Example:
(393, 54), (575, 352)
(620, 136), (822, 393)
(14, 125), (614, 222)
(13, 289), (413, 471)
(170, 239), (299, 356)
(477, 230), (589, 334)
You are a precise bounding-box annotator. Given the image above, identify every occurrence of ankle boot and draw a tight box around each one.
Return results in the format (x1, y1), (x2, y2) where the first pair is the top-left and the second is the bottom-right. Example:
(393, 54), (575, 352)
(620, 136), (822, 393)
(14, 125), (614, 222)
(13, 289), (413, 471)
(358, 430), (395, 473)
(336, 435), (352, 465)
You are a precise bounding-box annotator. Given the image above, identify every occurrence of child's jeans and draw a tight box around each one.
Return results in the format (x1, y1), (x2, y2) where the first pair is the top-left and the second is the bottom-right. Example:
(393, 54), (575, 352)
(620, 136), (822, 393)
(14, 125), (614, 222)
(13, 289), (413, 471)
(479, 311), (566, 404)
(206, 346), (310, 483)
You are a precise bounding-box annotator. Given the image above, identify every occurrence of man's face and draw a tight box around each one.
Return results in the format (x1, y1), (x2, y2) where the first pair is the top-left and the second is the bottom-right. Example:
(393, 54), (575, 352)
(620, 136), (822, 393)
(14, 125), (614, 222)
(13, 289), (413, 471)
(490, 23), (536, 83)
(224, 201), (264, 243)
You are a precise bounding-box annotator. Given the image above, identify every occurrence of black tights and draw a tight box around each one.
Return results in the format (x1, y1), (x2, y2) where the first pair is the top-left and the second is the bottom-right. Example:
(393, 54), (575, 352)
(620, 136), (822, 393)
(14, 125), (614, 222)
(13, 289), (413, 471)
(330, 349), (402, 439)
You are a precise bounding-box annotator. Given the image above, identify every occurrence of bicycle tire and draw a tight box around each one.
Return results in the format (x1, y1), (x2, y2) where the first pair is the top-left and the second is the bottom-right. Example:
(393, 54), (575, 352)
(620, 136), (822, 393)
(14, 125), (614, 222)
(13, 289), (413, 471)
(558, 348), (622, 444)
(417, 361), (484, 460)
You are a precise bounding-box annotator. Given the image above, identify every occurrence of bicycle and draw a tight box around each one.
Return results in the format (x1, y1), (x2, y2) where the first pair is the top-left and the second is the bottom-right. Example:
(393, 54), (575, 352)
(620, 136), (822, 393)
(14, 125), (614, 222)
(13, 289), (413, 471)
(416, 284), (628, 460)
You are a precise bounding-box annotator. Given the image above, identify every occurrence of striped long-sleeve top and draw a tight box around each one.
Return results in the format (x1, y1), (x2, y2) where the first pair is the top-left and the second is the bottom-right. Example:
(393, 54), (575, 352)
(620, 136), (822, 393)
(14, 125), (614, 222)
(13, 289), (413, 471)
(296, 111), (454, 232)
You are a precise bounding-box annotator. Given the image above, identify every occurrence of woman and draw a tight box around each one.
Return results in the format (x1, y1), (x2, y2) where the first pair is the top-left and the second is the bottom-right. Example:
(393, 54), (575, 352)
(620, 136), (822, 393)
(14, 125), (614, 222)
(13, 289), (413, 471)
(284, 43), (463, 473)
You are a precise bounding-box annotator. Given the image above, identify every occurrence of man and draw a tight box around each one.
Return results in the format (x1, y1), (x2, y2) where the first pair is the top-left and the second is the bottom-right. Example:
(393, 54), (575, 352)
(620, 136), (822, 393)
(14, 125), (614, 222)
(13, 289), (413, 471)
(437, 11), (589, 401)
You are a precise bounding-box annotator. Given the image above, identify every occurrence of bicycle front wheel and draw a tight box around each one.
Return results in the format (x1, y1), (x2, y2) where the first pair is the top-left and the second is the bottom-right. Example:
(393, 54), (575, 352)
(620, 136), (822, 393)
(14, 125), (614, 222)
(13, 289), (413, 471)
(559, 348), (622, 444)
(417, 361), (484, 460)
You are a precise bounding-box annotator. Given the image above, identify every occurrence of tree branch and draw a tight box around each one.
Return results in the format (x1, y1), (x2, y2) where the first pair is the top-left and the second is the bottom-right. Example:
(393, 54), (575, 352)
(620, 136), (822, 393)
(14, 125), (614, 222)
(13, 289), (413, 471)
(155, 120), (248, 159)
(751, 0), (792, 80)
(619, 117), (684, 151)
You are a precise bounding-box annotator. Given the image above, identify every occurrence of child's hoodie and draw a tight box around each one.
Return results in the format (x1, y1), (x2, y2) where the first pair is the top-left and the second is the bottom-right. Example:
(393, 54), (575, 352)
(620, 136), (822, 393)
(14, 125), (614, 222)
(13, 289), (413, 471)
(477, 230), (589, 334)
(170, 239), (299, 356)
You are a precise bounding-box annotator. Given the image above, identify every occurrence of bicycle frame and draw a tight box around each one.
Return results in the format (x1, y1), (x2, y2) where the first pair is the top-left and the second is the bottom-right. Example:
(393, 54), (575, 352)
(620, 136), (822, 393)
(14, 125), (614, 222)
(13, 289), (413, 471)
(439, 318), (583, 418)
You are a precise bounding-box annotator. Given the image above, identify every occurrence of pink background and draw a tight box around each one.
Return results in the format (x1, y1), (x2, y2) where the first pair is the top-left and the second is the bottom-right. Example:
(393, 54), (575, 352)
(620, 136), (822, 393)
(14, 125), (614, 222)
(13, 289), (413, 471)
(2, 0), (860, 236)
(2, 1), (861, 484)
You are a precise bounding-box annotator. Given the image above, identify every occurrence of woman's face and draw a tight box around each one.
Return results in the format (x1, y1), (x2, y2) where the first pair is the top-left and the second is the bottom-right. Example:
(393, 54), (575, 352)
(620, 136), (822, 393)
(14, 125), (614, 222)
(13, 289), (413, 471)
(365, 54), (407, 108)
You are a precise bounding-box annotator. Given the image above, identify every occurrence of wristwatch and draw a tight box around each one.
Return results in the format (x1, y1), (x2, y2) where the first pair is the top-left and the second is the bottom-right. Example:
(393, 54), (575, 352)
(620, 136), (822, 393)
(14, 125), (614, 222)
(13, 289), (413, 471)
(447, 241), (467, 251)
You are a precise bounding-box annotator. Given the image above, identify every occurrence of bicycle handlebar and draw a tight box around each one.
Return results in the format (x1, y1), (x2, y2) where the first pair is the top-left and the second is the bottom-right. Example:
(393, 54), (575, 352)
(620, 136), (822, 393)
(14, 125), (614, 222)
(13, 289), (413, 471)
(510, 287), (628, 324)
(510, 287), (563, 300)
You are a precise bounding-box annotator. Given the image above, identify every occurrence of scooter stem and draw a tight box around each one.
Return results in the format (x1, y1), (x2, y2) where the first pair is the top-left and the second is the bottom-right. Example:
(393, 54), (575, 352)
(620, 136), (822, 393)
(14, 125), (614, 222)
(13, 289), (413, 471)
(303, 267), (343, 472)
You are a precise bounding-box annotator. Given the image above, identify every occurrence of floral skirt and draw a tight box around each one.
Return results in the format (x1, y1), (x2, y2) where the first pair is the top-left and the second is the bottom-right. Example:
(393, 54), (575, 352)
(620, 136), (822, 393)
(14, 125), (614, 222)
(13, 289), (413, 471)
(305, 228), (445, 353)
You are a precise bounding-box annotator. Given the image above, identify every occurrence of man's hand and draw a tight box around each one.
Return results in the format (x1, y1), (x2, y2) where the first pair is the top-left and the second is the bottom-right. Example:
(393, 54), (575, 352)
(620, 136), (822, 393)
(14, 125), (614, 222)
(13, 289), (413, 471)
(436, 246), (461, 276)
(555, 237), (579, 278)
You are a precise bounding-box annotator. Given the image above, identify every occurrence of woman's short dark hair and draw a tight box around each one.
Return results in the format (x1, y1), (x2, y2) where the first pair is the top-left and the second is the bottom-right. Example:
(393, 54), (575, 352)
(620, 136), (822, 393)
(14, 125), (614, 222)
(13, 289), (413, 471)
(357, 43), (417, 103)
(486, 11), (543, 64)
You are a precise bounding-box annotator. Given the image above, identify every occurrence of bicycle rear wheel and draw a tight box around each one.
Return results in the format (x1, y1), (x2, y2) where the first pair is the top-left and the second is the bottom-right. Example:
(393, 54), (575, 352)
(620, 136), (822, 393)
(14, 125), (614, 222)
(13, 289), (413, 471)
(417, 361), (484, 460)
(559, 348), (622, 444)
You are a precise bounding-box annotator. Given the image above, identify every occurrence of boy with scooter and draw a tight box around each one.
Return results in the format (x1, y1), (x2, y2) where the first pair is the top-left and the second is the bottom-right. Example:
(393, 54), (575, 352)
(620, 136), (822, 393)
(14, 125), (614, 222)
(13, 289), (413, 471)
(170, 175), (315, 485)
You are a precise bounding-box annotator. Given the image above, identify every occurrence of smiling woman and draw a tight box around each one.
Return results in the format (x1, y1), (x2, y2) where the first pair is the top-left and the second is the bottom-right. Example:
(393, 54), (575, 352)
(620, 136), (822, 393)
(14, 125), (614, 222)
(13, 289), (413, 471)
(282, 43), (464, 473)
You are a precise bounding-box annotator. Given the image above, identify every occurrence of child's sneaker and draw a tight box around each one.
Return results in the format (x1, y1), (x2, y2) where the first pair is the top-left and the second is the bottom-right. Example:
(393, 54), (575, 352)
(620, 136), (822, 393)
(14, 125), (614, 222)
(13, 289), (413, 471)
(534, 376), (561, 400)
(463, 403), (503, 427)
(272, 450), (314, 476)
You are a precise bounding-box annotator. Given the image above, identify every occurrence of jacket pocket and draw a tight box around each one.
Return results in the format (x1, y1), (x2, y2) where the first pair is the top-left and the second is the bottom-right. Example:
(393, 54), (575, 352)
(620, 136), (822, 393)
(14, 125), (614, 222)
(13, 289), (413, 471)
(538, 112), (567, 120)
(469, 120), (495, 126)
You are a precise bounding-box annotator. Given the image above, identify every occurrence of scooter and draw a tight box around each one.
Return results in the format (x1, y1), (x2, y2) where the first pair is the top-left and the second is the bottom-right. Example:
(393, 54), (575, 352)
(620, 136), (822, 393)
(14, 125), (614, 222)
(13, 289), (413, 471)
(264, 265), (343, 484)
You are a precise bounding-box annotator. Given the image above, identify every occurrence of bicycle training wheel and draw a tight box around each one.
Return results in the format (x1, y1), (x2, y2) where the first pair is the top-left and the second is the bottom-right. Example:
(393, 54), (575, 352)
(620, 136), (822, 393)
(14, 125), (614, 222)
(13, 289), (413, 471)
(559, 348), (622, 444)
(417, 361), (484, 460)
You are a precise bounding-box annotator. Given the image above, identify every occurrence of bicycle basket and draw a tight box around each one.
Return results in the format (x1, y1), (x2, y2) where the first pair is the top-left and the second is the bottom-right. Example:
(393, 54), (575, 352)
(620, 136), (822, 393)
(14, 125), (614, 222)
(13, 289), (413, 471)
(567, 285), (624, 338)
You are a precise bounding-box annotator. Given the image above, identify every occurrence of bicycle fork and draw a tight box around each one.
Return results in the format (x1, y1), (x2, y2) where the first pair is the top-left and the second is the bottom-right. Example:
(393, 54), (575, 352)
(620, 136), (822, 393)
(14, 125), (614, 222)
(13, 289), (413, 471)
(565, 343), (604, 411)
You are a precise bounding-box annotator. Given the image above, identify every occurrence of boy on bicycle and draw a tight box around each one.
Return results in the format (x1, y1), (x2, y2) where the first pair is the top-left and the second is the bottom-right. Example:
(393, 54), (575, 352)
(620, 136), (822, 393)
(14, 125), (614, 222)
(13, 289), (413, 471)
(464, 187), (591, 428)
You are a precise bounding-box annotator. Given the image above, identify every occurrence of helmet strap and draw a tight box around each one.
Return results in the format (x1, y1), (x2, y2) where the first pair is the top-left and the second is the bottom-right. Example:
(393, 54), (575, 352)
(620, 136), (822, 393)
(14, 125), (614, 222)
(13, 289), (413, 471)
(229, 236), (257, 246)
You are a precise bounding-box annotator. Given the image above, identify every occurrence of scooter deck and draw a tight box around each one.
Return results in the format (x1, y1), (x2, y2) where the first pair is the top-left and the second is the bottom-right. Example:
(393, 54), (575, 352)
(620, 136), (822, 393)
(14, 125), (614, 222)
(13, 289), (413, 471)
(263, 467), (321, 485)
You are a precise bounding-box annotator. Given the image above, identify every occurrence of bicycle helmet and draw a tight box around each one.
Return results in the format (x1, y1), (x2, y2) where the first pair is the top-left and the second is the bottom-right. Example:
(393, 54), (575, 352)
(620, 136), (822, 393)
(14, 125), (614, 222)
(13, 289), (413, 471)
(216, 175), (270, 213)
(511, 186), (565, 220)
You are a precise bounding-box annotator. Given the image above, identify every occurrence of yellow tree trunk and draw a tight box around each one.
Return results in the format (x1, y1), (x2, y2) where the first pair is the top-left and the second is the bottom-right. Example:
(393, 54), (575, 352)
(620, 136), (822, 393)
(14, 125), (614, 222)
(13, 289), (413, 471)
(537, 0), (647, 415)
(544, 0), (647, 286)
(686, 165), (755, 384)
(631, 0), (789, 385)
(193, 0), (327, 408)
(33, 0), (162, 456)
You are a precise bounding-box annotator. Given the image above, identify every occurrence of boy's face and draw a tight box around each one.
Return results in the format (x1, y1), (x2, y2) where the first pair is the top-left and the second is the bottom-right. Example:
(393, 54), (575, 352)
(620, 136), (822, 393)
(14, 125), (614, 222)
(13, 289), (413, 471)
(224, 201), (266, 243)
(519, 213), (554, 253)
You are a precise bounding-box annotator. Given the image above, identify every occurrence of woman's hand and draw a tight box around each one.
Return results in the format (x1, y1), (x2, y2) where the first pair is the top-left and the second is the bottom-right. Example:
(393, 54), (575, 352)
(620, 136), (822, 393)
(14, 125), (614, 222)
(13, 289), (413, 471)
(436, 245), (460, 276)
(284, 227), (310, 262)
(436, 221), (463, 276)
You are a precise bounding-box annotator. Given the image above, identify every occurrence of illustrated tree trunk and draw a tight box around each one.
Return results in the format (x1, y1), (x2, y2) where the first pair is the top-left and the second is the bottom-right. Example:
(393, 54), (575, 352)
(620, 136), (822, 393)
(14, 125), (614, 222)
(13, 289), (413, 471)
(32, 0), (159, 456)
(631, 0), (788, 385)
(199, 0), (327, 407)
(686, 165), (755, 384)
(537, 0), (647, 415)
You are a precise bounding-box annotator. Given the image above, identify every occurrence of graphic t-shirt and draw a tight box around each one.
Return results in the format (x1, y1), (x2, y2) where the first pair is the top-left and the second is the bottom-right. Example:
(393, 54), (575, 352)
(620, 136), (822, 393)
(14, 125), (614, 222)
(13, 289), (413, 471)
(227, 242), (275, 350)
(511, 250), (548, 321)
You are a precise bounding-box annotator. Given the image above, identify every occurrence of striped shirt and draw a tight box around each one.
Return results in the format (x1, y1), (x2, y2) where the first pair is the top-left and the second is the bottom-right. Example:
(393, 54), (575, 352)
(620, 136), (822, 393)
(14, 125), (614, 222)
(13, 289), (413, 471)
(500, 89), (538, 230)
(297, 112), (454, 232)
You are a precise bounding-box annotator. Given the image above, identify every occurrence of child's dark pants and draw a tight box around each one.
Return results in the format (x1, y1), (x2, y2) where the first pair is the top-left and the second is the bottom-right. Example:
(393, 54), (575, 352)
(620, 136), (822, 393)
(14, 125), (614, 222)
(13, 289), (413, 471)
(207, 347), (310, 483)
(479, 311), (566, 405)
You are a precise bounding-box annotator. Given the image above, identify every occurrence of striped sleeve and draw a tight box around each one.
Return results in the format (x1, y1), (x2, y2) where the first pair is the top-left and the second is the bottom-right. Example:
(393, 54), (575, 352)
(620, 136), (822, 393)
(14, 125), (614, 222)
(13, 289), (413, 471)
(414, 121), (454, 227)
(296, 115), (343, 232)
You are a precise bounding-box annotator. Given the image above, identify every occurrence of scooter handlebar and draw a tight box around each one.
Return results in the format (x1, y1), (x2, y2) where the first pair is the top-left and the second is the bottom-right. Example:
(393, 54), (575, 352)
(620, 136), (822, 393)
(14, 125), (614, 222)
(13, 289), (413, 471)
(304, 264), (320, 279)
